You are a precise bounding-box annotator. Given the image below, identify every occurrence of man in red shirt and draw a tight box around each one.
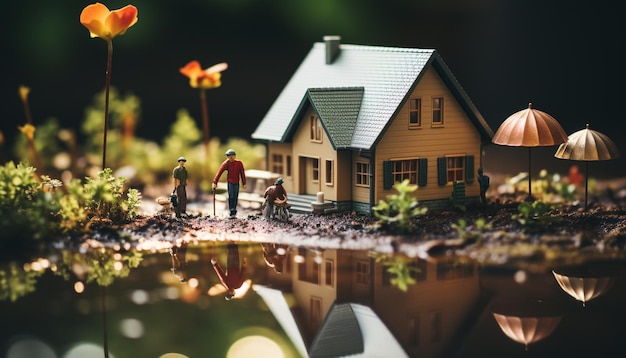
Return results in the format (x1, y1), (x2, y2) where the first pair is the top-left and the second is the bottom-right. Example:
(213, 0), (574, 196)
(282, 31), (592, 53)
(211, 243), (247, 300)
(212, 149), (246, 217)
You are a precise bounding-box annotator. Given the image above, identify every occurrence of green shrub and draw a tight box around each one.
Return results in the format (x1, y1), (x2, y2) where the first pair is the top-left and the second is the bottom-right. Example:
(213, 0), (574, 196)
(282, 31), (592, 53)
(0, 161), (62, 245)
(372, 179), (427, 233)
(59, 168), (141, 231)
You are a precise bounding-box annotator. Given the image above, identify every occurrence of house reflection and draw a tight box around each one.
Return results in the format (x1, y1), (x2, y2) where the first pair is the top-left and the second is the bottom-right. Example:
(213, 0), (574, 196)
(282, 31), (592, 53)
(260, 246), (480, 357)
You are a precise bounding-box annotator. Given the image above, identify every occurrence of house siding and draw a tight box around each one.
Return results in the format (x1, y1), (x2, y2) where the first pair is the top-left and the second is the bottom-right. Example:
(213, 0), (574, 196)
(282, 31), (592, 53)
(267, 142), (294, 192)
(375, 67), (482, 205)
(292, 106), (343, 201)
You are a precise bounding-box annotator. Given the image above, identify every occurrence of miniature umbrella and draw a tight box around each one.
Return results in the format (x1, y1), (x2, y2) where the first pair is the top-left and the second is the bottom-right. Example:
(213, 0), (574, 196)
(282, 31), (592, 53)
(554, 124), (620, 210)
(492, 103), (568, 199)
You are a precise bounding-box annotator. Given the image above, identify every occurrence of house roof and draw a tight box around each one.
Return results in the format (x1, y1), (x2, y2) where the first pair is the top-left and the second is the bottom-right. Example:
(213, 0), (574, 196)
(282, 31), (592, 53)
(291, 87), (363, 149)
(251, 40), (493, 150)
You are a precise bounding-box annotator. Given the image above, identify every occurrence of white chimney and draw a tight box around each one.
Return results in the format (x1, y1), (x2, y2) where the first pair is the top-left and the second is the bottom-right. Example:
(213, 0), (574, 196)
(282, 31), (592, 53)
(323, 35), (341, 64)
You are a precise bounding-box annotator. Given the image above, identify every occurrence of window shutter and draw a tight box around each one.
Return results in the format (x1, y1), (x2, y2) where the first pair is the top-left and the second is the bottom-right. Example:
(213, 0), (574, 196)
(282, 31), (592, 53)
(437, 157), (447, 186)
(418, 158), (428, 187)
(383, 161), (393, 189)
(465, 155), (475, 183)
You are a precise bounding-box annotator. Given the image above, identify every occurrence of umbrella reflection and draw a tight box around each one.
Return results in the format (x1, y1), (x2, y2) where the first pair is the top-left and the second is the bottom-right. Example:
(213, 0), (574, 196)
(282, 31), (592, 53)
(492, 299), (563, 350)
(552, 267), (615, 307)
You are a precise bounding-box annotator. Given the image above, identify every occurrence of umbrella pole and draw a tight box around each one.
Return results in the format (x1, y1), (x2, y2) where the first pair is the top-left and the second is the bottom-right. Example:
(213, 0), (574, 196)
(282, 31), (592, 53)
(528, 147), (532, 201)
(585, 161), (589, 211)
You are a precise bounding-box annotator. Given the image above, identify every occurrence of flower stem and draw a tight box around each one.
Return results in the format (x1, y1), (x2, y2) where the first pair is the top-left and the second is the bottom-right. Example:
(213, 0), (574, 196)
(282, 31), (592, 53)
(199, 88), (209, 177)
(102, 39), (113, 170)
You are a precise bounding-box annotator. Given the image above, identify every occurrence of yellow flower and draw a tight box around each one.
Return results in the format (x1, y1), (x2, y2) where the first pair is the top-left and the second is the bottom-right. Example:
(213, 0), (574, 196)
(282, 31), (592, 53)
(18, 124), (36, 141)
(180, 61), (228, 89)
(19, 86), (30, 102)
(80, 3), (138, 41)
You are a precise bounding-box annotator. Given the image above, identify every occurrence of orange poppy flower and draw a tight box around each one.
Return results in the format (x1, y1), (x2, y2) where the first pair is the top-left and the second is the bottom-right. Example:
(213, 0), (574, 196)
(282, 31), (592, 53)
(80, 3), (138, 41)
(180, 61), (228, 89)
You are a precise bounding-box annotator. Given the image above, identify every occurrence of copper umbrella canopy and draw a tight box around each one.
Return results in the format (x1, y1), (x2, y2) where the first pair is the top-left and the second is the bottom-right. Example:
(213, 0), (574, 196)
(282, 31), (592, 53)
(554, 124), (620, 210)
(492, 103), (568, 200)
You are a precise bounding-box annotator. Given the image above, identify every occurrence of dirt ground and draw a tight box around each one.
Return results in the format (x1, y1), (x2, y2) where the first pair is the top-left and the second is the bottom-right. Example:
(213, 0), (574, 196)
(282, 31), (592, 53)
(109, 180), (626, 272)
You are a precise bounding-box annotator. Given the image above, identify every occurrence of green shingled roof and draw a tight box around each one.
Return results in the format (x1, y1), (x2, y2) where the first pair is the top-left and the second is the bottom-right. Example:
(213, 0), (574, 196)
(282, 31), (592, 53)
(252, 40), (493, 149)
(306, 87), (363, 148)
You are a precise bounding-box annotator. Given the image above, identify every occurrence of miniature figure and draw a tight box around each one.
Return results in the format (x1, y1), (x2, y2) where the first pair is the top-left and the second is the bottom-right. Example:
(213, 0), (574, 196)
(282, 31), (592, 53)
(212, 149), (246, 217)
(262, 177), (288, 220)
(211, 242), (247, 300)
(477, 167), (490, 205)
(173, 156), (188, 218)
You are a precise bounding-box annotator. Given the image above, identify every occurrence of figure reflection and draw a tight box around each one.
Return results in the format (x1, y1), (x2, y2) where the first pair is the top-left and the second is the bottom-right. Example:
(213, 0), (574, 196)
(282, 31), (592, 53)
(211, 242), (248, 300)
(261, 243), (289, 274)
(169, 240), (189, 283)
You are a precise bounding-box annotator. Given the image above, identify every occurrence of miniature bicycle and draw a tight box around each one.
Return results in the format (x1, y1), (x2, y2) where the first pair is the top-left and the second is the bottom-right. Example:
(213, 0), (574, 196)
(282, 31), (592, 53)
(274, 202), (290, 222)
(261, 199), (290, 221)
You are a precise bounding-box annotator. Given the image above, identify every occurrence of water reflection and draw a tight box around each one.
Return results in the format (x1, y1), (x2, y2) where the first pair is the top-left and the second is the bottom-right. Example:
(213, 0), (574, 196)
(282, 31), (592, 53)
(1, 240), (625, 357)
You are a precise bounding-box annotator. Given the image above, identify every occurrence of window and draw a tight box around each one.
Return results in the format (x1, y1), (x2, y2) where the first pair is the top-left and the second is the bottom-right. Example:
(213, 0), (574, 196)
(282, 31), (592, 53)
(325, 160), (333, 185)
(311, 158), (319, 182)
(271, 154), (283, 174)
(430, 310), (442, 342)
(384, 159), (428, 189)
(437, 155), (474, 186)
(311, 297), (323, 327)
(446, 156), (465, 182)
(432, 97), (444, 125)
(409, 98), (422, 128)
(286, 155), (292, 177)
(297, 248), (320, 284)
(392, 159), (418, 184)
(356, 161), (370, 187)
(355, 260), (369, 285)
(408, 315), (420, 347)
(310, 115), (322, 142)
(325, 260), (334, 287)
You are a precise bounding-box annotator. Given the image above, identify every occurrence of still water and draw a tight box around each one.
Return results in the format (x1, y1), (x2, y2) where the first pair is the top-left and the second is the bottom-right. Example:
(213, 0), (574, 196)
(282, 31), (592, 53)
(1, 239), (625, 358)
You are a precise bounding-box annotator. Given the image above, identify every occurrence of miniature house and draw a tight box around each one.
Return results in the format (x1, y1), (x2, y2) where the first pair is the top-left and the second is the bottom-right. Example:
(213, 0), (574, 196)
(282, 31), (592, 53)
(252, 36), (494, 213)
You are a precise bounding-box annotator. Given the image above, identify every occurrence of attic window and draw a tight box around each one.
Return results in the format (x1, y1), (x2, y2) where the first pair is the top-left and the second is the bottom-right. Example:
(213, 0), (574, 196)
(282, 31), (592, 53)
(409, 98), (422, 128)
(310, 115), (322, 142)
(432, 97), (444, 125)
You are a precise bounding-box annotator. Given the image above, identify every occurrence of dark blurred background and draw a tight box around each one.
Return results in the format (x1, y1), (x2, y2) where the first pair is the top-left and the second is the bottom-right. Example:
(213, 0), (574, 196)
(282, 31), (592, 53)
(2, 0), (624, 178)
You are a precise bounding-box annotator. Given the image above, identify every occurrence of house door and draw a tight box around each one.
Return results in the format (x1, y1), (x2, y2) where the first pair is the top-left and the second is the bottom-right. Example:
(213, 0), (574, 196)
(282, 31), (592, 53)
(299, 156), (320, 195)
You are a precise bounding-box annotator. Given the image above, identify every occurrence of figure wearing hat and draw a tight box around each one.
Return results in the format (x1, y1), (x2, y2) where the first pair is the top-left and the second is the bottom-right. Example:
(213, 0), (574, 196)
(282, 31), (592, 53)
(263, 177), (287, 220)
(212, 149), (246, 217)
(173, 156), (188, 218)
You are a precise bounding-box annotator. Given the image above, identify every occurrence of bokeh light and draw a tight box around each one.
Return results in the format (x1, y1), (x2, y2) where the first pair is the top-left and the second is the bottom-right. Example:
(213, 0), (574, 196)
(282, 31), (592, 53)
(226, 335), (284, 358)
(6, 337), (56, 358)
(119, 318), (144, 339)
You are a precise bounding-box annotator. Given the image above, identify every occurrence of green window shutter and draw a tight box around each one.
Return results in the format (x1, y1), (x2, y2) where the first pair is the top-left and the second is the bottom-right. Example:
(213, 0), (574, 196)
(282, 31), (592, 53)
(418, 158), (428, 187)
(383, 161), (393, 189)
(465, 155), (475, 183)
(437, 157), (447, 186)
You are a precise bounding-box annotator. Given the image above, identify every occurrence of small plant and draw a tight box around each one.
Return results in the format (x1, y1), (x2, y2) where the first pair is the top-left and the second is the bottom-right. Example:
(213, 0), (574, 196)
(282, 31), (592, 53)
(370, 252), (419, 292)
(452, 217), (492, 240)
(59, 168), (141, 231)
(372, 179), (427, 233)
(513, 200), (561, 229)
(0, 161), (62, 245)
